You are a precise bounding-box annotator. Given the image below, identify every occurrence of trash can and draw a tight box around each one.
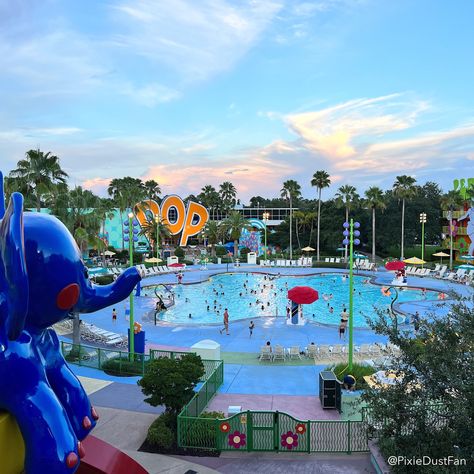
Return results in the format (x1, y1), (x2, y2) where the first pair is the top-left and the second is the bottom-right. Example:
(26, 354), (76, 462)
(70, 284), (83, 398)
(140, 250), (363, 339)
(217, 257), (222, 264)
(319, 370), (341, 410)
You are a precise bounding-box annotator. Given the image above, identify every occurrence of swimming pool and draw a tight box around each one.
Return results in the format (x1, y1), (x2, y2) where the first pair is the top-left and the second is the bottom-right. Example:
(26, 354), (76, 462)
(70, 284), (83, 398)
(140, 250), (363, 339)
(140, 273), (438, 327)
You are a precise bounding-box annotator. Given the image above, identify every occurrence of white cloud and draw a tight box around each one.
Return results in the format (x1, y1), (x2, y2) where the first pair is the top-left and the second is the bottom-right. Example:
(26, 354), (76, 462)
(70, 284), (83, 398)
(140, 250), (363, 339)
(119, 82), (181, 106)
(111, 0), (283, 82)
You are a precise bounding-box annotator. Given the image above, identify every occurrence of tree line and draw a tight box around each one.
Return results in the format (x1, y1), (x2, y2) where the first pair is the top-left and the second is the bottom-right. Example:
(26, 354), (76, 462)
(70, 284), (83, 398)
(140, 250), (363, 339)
(4, 148), (471, 262)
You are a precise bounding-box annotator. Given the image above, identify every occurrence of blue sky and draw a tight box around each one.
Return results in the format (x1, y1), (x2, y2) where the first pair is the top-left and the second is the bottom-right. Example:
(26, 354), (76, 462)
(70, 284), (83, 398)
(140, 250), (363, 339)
(1, 0), (473, 201)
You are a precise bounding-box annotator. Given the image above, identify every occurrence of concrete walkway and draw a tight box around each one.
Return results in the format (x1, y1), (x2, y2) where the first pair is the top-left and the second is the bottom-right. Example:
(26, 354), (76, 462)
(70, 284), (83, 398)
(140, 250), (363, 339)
(178, 452), (375, 474)
(206, 394), (340, 420)
(90, 406), (373, 474)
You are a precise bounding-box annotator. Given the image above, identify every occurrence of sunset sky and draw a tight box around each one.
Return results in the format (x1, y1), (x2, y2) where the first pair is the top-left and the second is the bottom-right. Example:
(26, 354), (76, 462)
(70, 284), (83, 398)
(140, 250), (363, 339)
(1, 0), (473, 201)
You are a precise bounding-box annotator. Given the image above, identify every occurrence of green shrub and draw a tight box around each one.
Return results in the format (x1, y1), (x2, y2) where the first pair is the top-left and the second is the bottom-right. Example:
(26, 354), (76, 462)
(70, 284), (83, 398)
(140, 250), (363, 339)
(147, 413), (176, 450)
(174, 247), (185, 260)
(215, 246), (227, 256)
(102, 356), (148, 376)
(93, 274), (115, 285)
(325, 362), (376, 390)
(138, 353), (205, 415)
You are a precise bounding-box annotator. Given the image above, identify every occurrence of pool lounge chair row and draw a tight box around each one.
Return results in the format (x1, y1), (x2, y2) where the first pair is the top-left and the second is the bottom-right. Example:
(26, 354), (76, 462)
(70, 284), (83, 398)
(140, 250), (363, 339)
(324, 257), (343, 263)
(260, 258), (313, 267)
(259, 342), (400, 362)
(259, 344), (304, 361)
(432, 265), (474, 283)
(405, 266), (432, 277)
(353, 259), (377, 271)
(81, 322), (128, 348)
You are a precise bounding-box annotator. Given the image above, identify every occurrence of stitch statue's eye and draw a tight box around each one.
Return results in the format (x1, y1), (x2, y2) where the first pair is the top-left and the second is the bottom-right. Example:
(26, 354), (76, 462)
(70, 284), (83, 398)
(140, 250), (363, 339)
(84, 268), (89, 279)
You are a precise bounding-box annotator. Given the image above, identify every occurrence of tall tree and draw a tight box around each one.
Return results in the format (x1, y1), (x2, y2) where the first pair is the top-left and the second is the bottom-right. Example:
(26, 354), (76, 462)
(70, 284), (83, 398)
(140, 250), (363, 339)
(9, 149), (68, 211)
(440, 190), (465, 269)
(202, 220), (223, 257)
(311, 170), (331, 261)
(219, 181), (237, 216)
(335, 185), (359, 261)
(392, 175), (417, 260)
(144, 180), (161, 202)
(280, 180), (301, 259)
(198, 185), (220, 219)
(364, 186), (386, 263)
(223, 211), (252, 256)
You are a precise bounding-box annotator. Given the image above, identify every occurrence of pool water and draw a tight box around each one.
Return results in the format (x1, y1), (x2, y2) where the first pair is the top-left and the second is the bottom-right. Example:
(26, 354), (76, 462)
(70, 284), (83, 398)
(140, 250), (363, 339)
(140, 273), (438, 327)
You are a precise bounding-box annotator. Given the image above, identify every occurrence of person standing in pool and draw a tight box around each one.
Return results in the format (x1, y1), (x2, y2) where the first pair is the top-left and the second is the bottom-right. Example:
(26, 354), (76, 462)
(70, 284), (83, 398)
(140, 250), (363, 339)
(112, 308), (117, 323)
(219, 308), (230, 335)
(249, 321), (255, 337)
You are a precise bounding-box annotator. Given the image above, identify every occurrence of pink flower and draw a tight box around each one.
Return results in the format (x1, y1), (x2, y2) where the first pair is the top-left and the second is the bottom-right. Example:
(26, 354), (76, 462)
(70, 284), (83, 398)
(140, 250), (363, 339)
(281, 431), (299, 450)
(228, 431), (246, 449)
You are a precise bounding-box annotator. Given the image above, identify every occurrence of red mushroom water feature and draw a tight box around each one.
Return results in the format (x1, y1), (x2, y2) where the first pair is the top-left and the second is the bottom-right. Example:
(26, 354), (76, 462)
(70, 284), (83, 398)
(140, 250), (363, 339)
(287, 286), (319, 325)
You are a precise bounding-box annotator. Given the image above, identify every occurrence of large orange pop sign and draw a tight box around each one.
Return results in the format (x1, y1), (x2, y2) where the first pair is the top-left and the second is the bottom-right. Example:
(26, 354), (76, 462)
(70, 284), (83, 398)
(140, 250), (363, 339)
(134, 195), (209, 246)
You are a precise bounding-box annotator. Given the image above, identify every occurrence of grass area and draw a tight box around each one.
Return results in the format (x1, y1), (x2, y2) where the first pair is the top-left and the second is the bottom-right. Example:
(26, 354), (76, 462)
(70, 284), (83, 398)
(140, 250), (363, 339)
(325, 362), (376, 390)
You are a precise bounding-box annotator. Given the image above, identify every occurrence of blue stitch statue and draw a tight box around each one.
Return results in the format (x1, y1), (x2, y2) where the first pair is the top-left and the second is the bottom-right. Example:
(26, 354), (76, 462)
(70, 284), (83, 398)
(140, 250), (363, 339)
(0, 171), (141, 473)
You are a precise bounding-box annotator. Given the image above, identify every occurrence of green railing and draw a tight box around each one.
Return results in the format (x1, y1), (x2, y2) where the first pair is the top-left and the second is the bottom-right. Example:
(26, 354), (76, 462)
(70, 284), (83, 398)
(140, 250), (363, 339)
(61, 341), (222, 381)
(178, 360), (224, 448)
(179, 409), (367, 453)
(61, 342), (214, 378)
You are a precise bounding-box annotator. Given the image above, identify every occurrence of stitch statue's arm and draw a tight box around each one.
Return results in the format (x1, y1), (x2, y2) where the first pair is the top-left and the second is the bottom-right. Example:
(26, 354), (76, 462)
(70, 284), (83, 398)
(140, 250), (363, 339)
(38, 329), (98, 441)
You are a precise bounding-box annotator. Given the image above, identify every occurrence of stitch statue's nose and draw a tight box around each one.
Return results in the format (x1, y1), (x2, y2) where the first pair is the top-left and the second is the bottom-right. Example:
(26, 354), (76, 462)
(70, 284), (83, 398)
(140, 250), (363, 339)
(56, 283), (80, 310)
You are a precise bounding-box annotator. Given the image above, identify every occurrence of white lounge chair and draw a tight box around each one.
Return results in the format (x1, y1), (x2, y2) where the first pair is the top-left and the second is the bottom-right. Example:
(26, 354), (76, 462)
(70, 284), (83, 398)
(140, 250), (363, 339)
(273, 345), (286, 361)
(259, 346), (272, 361)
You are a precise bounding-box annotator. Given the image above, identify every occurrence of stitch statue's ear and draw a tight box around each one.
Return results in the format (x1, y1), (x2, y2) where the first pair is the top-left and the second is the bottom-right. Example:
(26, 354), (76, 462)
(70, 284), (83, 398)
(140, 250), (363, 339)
(0, 189), (29, 340)
(0, 171), (5, 219)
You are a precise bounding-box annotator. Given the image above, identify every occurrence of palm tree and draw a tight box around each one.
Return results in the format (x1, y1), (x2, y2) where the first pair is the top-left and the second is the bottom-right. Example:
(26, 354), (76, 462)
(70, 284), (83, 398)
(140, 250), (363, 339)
(198, 185), (220, 219)
(364, 187), (386, 263)
(311, 170), (331, 261)
(335, 185), (359, 261)
(144, 180), (161, 202)
(9, 149), (68, 211)
(138, 214), (171, 256)
(440, 190), (464, 269)
(223, 211), (252, 256)
(219, 182), (237, 217)
(393, 175), (417, 260)
(280, 180), (302, 259)
(202, 220), (223, 257)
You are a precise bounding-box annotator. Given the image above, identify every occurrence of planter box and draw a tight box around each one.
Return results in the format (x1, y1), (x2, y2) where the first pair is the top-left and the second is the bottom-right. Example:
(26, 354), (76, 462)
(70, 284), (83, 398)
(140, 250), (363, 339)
(368, 440), (391, 474)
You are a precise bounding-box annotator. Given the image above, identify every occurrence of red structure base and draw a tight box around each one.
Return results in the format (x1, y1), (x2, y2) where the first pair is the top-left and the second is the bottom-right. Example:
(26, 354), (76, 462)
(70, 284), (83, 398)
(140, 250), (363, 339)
(77, 436), (148, 474)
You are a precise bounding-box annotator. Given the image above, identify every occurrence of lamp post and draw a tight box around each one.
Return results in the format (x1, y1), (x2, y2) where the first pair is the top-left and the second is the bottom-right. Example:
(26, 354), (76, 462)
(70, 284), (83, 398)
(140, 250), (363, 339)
(262, 211), (270, 261)
(343, 219), (361, 371)
(155, 215), (160, 262)
(124, 212), (138, 355)
(420, 213), (427, 266)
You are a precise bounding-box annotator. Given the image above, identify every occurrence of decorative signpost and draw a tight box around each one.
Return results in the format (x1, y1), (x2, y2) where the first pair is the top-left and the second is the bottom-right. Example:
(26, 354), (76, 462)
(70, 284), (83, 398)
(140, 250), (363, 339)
(124, 214), (139, 355)
(342, 219), (361, 371)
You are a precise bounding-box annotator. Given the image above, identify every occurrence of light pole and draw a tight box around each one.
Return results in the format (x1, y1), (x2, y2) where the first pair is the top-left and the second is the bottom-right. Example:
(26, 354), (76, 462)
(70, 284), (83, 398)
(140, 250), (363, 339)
(343, 219), (361, 371)
(420, 212), (427, 266)
(124, 212), (138, 355)
(155, 215), (160, 262)
(289, 194), (293, 260)
(262, 211), (270, 261)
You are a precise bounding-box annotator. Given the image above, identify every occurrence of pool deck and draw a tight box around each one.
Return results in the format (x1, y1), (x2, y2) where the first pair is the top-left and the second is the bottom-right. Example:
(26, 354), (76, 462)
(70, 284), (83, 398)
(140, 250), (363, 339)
(68, 265), (473, 423)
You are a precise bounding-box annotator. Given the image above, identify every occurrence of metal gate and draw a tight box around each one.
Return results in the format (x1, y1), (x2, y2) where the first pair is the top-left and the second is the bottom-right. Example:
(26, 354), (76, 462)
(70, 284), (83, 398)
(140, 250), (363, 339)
(217, 411), (311, 453)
